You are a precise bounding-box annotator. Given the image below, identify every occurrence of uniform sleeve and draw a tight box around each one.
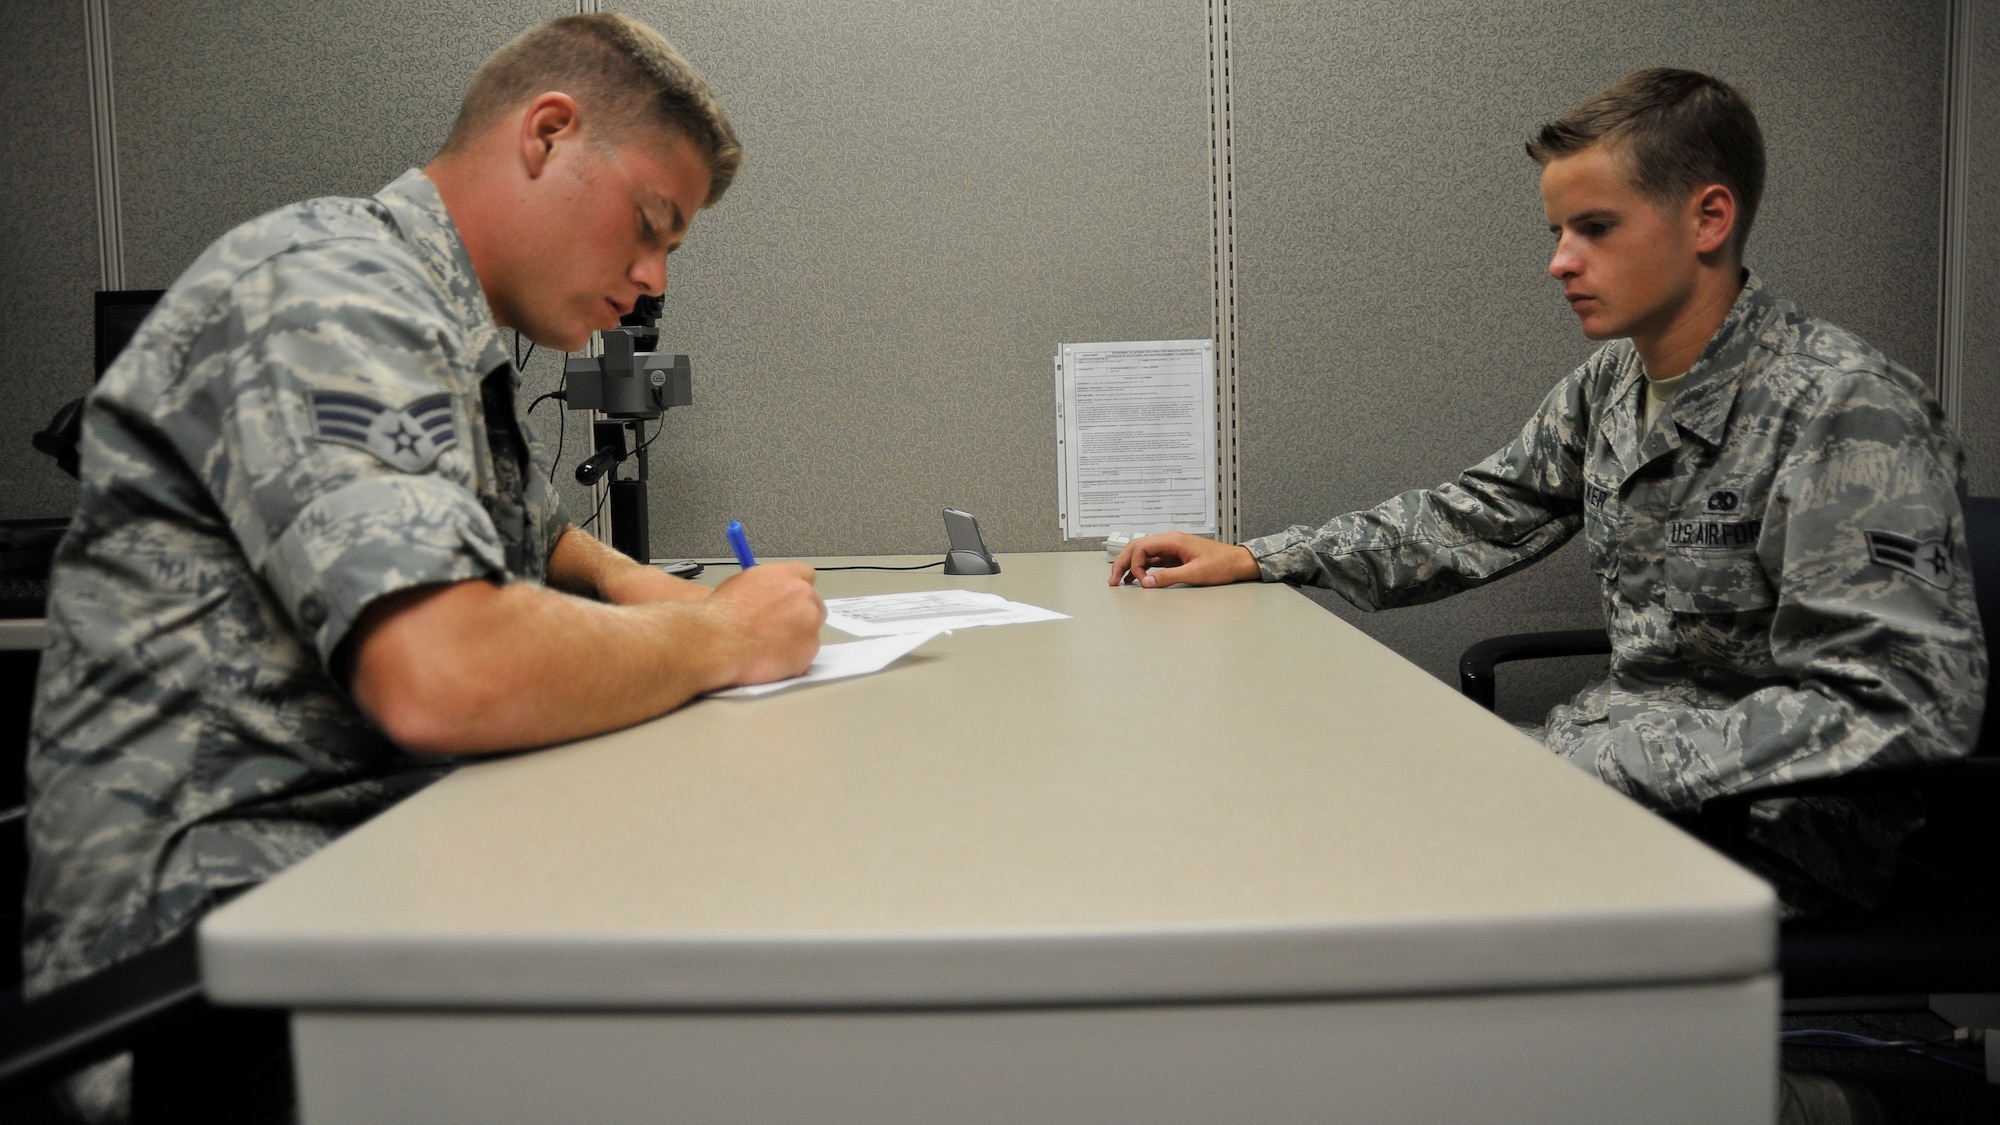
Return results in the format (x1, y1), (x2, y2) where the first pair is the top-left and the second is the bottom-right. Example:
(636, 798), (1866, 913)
(1569, 371), (1986, 811)
(185, 245), (511, 667)
(1240, 361), (1595, 609)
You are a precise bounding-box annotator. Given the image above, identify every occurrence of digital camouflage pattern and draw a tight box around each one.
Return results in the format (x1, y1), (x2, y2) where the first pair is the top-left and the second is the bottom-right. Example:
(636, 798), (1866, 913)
(1244, 273), (1985, 914)
(25, 170), (569, 995)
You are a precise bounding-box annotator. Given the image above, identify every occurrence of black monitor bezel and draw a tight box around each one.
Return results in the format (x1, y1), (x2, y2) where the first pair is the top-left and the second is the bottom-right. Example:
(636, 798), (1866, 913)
(94, 288), (167, 379)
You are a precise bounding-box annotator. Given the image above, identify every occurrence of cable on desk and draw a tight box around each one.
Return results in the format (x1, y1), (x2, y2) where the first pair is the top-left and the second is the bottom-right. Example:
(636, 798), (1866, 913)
(687, 560), (948, 571)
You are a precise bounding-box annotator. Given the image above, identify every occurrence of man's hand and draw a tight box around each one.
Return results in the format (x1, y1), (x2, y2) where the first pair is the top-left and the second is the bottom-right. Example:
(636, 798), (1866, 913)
(1109, 531), (1261, 589)
(697, 562), (825, 686)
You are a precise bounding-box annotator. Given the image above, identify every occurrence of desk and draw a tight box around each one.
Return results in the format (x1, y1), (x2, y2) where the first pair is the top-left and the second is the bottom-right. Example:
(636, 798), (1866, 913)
(0, 620), (46, 651)
(201, 552), (1776, 1123)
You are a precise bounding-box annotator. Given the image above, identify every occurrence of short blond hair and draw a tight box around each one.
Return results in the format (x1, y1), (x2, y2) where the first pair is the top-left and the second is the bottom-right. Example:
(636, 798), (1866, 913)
(442, 13), (742, 205)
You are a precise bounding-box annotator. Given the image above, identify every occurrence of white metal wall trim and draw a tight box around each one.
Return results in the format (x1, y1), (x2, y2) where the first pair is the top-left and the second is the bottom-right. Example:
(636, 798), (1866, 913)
(1208, 0), (1241, 543)
(84, 0), (124, 291)
(1937, 0), (1975, 427)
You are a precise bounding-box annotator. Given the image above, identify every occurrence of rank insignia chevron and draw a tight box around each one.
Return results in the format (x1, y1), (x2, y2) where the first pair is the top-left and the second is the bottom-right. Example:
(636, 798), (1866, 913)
(309, 390), (457, 473)
(1863, 528), (1954, 589)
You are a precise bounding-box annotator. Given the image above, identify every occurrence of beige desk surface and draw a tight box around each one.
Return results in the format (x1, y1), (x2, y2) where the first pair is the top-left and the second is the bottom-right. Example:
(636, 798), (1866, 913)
(0, 619), (46, 651)
(201, 552), (1772, 1010)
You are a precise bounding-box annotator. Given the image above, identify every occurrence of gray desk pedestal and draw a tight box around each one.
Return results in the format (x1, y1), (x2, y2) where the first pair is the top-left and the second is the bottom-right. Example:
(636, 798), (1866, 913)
(202, 553), (1777, 1123)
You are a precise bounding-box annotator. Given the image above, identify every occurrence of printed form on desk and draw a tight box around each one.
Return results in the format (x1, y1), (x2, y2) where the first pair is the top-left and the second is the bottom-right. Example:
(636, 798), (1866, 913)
(824, 591), (1069, 637)
(710, 631), (945, 698)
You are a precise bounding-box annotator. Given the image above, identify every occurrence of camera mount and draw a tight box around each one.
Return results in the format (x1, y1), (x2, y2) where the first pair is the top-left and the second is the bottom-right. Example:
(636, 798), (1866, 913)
(562, 295), (692, 562)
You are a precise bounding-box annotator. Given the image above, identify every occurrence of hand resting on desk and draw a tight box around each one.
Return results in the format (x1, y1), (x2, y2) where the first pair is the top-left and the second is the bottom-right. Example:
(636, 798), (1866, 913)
(1109, 531), (1260, 589)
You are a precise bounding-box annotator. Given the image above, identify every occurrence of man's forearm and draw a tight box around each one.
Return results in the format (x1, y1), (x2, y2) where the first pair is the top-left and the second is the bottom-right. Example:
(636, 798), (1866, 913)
(546, 524), (708, 605)
(346, 561), (823, 755)
(349, 580), (733, 753)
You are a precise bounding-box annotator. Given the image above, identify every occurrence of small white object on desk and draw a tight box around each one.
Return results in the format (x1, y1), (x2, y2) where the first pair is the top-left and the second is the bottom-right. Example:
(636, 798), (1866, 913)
(708, 630), (944, 698)
(823, 590), (1068, 637)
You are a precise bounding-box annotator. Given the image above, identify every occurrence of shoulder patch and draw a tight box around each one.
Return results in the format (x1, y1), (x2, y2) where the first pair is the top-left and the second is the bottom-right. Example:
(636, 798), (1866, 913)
(1864, 528), (1953, 589)
(310, 390), (456, 472)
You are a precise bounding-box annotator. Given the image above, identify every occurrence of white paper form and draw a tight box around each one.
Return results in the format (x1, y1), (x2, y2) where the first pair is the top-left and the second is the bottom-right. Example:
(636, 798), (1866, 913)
(1055, 339), (1217, 540)
(709, 631), (944, 698)
(823, 591), (1069, 638)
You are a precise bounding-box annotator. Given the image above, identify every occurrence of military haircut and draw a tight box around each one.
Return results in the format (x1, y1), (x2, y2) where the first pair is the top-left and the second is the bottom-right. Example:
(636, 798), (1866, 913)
(441, 12), (743, 205)
(1526, 68), (1765, 261)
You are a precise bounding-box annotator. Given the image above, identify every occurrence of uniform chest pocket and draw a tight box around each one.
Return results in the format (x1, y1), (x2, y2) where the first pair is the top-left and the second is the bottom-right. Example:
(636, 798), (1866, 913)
(1661, 552), (1775, 614)
(1584, 506), (1623, 579)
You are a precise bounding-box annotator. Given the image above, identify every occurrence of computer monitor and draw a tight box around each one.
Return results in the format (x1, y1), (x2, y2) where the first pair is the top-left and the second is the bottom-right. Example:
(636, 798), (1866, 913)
(94, 289), (165, 379)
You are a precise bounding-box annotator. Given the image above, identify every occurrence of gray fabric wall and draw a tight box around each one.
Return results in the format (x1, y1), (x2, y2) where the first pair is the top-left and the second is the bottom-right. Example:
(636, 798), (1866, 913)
(104, 0), (592, 522)
(0, 0), (95, 522)
(1964, 2), (2000, 497)
(603, 0), (1213, 559)
(1232, 0), (1950, 709)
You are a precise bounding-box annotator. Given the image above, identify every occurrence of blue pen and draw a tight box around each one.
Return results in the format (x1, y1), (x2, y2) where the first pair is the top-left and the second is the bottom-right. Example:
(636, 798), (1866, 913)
(726, 520), (758, 568)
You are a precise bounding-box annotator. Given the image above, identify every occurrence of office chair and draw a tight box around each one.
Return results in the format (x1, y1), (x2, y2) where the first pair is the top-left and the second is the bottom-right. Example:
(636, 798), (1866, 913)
(0, 647), (290, 1122)
(1458, 498), (2000, 1032)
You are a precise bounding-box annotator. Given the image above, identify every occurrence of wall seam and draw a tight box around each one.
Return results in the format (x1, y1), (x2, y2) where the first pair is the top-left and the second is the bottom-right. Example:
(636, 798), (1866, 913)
(1208, 0), (1240, 543)
(577, 0), (604, 515)
(84, 0), (124, 291)
(1937, 0), (1974, 426)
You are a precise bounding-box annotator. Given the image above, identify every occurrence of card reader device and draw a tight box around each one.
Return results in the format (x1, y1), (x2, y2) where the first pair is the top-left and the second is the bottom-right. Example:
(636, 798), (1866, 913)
(941, 508), (1000, 574)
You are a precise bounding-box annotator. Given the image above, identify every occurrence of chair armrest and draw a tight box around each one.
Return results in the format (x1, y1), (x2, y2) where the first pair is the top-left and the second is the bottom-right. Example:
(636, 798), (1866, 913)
(1704, 755), (2000, 807)
(1458, 629), (1613, 712)
(1684, 756), (2000, 848)
(0, 926), (206, 1103)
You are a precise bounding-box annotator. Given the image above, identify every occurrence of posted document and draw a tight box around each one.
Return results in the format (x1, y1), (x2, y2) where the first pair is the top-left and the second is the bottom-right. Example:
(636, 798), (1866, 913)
(1055, 339), (1218, 539)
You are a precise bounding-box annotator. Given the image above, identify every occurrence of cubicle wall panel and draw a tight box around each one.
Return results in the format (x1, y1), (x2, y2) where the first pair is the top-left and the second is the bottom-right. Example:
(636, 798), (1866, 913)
(622, 0), (1213, 559)
(1231, 0), (1946, 687)
(0, 0), (96, 521)
(110, 0), (560, 292)
(1963, 9), (2000, 497)
(108, 1), (585, 520)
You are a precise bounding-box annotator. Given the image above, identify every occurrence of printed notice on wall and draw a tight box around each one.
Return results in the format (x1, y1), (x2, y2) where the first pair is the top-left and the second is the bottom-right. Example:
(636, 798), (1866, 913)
(1054, 339), (1217, 540)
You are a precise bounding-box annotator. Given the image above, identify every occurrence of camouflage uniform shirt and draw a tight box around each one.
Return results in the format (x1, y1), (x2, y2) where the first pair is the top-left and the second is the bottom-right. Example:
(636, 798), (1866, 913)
(25, 170), (569, 994)
(1243, 274), (1985, 913)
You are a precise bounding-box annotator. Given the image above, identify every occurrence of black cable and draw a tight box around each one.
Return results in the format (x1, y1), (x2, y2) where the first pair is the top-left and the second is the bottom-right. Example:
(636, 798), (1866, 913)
(548, 394), (564, 482)
(576, 480), (609, 534)
(1781, 1028), (1987, 1076)
(520, 329), (564, 483)
(634, 414), (665, 455)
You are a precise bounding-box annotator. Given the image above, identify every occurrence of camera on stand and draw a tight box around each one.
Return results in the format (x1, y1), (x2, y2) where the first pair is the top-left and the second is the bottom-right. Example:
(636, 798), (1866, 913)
(562, 294), (693, 561)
